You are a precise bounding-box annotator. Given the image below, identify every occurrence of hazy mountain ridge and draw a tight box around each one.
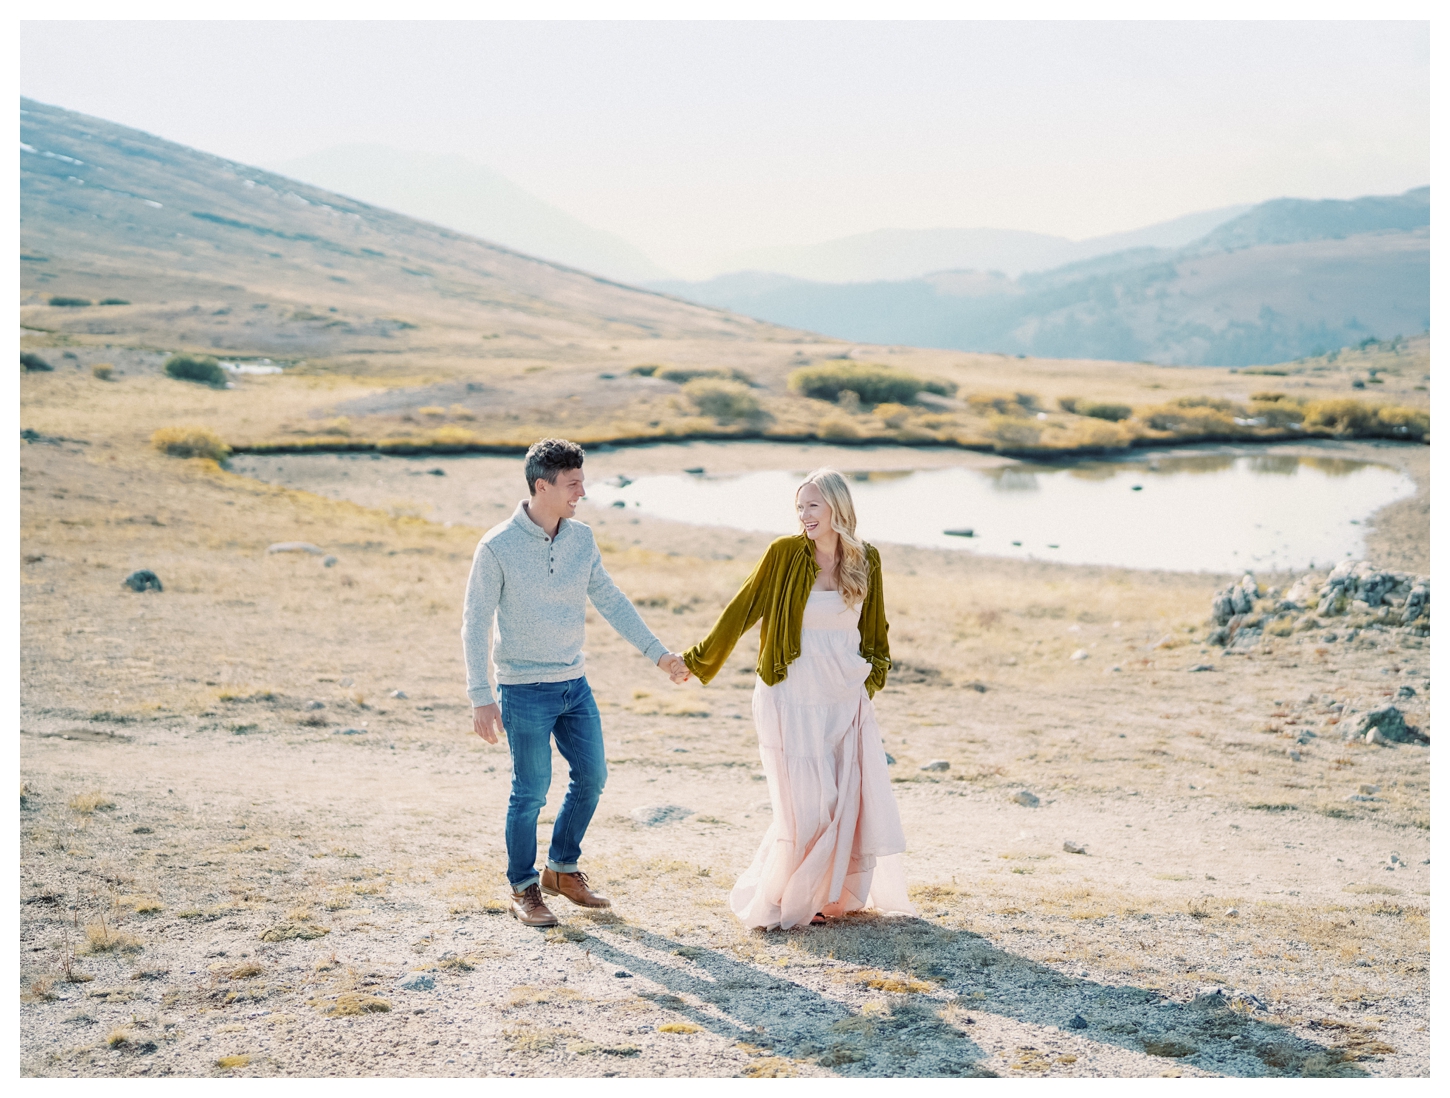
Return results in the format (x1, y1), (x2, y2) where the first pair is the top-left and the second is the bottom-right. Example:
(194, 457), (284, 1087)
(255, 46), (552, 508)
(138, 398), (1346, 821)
(269, 144), (671, 285)
(711, 205), (1252, 283)
(19, 98), (776, 355)
(651, 190), (1429, 366)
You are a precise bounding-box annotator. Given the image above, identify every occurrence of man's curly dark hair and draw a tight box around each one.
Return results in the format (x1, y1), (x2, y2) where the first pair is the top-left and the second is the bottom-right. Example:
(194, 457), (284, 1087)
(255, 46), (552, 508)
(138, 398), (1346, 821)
(524, 437), (585, 496)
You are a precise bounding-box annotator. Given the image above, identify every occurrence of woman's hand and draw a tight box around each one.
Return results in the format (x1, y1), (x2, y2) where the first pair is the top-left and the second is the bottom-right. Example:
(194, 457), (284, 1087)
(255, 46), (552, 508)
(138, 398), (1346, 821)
(658, 652), (692, 684)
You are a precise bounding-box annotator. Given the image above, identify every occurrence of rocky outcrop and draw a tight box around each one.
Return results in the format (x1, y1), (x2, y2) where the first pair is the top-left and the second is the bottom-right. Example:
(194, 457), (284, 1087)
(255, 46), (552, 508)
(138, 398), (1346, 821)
(1206, 562), (1429, 648)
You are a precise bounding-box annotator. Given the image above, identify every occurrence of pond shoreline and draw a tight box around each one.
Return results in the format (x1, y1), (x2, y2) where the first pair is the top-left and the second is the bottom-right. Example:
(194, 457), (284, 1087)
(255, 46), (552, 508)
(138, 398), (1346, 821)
(225, 425), (1428, 460)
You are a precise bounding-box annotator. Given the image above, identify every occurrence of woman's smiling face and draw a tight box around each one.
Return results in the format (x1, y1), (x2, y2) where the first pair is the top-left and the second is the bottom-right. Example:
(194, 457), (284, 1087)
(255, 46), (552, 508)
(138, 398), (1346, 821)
(797, 481), (834, 542)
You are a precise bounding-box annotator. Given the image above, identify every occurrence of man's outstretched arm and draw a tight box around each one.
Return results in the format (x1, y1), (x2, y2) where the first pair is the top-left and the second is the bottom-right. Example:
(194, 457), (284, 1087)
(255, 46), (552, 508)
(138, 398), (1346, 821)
(586, 544), (689, 681)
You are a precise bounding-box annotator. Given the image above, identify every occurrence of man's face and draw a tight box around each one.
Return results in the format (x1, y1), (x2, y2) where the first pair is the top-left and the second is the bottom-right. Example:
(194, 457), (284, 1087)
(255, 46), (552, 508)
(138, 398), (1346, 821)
(536, 467), (586, 515)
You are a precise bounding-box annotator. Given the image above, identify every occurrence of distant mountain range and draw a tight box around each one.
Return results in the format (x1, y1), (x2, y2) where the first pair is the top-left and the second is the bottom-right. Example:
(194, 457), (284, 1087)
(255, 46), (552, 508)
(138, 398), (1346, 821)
(649, 188), (1429, 366)
(710, 205), (1252, 283)
(270, 144), (672, 286)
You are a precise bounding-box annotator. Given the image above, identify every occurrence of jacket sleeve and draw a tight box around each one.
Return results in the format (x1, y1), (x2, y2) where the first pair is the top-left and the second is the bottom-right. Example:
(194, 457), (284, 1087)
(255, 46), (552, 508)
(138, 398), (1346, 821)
(682, 545), (777, 685)
(461, 540), (504, 707)
(858, 546), (891, 698)
(586, 541), (669, 666)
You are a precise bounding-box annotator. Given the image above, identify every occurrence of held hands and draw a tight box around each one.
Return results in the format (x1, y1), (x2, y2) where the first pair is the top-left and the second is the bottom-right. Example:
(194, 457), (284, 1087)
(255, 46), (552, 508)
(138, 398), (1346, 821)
(657, 652), (692, 685)
(472, 703), (504, 744)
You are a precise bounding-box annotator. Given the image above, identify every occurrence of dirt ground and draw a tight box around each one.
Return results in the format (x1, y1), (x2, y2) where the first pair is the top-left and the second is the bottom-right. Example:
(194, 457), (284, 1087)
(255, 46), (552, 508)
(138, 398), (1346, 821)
(18, 434), (1429, 1078)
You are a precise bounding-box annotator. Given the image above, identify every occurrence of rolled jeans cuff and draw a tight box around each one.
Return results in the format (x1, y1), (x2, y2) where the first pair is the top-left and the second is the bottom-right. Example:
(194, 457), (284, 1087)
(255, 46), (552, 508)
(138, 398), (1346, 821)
(511, 872), (540, 893)
(546, 858), (579, 874)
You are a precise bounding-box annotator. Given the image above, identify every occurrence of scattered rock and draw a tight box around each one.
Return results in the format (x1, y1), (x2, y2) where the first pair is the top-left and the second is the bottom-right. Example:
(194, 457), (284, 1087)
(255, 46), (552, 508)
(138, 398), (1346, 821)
(1398, 684), (1417, 698)
(1067, 1014), (1088, 1030)
(1286, 749), (1301, 762)
(267, 542), (325, 555)
(1359, 784), (1380, 795)
(1063, 841), (1086, 855)
(884, 753), (896, 766)
(613, 970), (632, 978)
(322, 555), (338, 567)
(943, 528), (974, 538)
(1345, 793), (1377, 803)
(388, 690), (407, 699)
(306, 701), (325, 710)
(1069, 649), (1088, 661)
(1224, 908), (1239, 917)
(334, 728), (367, 736)
(1187, 664), (1214, 673)
(629, 805), (692, 827)
(1011, 790), (1040, 808)
(1356, 705), (1427, 745)
(397, 973), (435, 991)
(122, 569), (163, 593)
(260, 922), (329, 942)
(428, 468), (446, 476)
(920, 759), (950, 772)
(1188, 989), (1228, 1012)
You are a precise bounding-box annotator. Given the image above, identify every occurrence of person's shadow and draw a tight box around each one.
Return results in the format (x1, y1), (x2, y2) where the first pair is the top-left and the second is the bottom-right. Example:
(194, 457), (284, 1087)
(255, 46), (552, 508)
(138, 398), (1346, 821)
(568, 910), (1366, 1078)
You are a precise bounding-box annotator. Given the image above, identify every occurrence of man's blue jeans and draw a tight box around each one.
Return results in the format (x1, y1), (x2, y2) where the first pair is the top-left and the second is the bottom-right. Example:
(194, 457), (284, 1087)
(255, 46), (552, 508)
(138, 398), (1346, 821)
(497, 676), (606, 892)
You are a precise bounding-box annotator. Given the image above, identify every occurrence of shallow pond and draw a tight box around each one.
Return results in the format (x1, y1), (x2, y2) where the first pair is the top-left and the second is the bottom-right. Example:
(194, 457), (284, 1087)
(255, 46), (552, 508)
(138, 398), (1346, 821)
(586, 451), (1415, 573)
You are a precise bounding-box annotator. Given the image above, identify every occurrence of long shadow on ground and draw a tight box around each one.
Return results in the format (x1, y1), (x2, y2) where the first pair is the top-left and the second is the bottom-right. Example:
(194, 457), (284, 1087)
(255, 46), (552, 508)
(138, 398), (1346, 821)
(566, 912), (1363, 1078)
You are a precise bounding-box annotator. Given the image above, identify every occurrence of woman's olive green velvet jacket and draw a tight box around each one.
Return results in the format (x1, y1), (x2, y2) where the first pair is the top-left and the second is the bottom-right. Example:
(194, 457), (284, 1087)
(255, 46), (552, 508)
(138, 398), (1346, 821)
(682, 534), (891, 697)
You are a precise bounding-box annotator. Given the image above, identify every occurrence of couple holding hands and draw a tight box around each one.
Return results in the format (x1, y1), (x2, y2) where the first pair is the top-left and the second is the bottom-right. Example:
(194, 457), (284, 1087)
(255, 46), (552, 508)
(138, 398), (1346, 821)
(462, 438), (913, 931)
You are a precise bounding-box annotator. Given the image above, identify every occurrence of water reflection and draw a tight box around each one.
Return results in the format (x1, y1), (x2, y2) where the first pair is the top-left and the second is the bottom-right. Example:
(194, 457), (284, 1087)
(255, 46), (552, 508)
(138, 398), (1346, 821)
(586, 451), (1415, 573)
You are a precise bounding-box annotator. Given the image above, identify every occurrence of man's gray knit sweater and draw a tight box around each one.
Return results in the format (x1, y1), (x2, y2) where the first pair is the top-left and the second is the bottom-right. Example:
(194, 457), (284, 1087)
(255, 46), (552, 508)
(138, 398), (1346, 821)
(461, 501), (668, 707)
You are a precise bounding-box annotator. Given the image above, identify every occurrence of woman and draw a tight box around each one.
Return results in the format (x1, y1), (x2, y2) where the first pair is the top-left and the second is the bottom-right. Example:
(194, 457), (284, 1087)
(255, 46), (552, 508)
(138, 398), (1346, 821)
(682, 468), (915, 930)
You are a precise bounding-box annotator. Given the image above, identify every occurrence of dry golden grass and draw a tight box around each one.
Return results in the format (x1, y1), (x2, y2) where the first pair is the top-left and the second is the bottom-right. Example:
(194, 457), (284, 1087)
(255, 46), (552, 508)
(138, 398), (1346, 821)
(67, 791), (114, 814)
(81, 923), (143, 955)
(311, 992), (391, 1017)
(216, 1054), (251, 1070)
(658, 1022), (701, 1034)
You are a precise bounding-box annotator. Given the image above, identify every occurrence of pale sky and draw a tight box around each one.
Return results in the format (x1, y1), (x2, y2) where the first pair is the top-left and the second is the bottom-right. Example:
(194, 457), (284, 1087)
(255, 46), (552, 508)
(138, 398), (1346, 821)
(19, 20), (1429, 278)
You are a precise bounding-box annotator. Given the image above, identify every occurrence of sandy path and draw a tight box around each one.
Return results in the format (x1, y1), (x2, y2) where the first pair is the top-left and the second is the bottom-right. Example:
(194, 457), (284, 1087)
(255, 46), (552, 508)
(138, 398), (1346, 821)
(20, 438), (1429, 1077)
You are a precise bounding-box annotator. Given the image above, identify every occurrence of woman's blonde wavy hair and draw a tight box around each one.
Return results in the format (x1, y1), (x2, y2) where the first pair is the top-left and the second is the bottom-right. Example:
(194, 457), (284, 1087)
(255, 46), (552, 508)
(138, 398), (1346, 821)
(797, 468), (870, 608)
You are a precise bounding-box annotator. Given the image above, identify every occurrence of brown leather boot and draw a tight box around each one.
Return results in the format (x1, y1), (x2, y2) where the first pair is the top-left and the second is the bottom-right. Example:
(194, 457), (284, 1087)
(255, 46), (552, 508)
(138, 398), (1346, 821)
(541, 868), (612, 908)
(509, 883), (559, 927)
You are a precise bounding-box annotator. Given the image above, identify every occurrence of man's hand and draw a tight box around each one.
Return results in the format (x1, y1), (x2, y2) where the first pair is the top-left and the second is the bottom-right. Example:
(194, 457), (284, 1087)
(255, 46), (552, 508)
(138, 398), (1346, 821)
(472, 703), (504, 744)
(657, 652), (691, 684)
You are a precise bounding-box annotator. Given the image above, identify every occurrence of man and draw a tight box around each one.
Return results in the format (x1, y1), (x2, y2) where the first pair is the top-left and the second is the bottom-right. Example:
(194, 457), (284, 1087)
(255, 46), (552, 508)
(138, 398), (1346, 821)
(462, 437), (689, 927)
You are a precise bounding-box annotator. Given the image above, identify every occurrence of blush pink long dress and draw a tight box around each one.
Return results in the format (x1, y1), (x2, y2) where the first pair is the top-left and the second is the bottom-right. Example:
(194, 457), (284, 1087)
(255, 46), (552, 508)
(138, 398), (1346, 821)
(729, 588), (916, 930)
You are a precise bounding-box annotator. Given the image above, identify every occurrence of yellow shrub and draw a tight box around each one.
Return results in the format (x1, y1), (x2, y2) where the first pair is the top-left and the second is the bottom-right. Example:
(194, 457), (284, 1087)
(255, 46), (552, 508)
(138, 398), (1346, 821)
(816, 416), (861, 441)
(151, 426), (230, 461)
(873, 402), (912, 428)
(92, 363), (114, 380)
(1302, 399), (1373, 434)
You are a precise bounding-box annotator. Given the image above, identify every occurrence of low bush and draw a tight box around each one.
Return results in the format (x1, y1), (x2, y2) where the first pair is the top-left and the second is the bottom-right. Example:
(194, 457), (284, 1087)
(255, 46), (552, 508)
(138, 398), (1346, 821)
(1302, 399), (1374, 434)
(682, 377), (761, 421)
(1060, 417), (1132, 450)
(92, 363), (114, 381)
(1171, 395), (1244, 414)
(151, 426), (231, 461)
(1077, 401), (1132, 422)
(21, 352), (53, 372)
(1057, 396), (1081, 413)
(1250, 391), (1289, 402)
(1140, 405), (1238, 434)
(872, 402), (912, 428)
(98, 298), (130, 306)
(632, 363), (751, 384)
(790, 362), (954, 405)
(48, 296), (91, 307)
(816, 415), (862, 441)
(163, 354), (227, 386)
(1250, 399), (1304, 428)
(967, 391), (1040, 416)
(988, 415), (1044, 451)
(1371, 404), (1429, 440)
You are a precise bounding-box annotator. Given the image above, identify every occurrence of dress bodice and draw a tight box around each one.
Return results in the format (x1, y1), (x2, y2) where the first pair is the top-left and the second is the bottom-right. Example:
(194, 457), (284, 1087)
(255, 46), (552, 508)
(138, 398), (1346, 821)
(802, 588), (861, 632)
